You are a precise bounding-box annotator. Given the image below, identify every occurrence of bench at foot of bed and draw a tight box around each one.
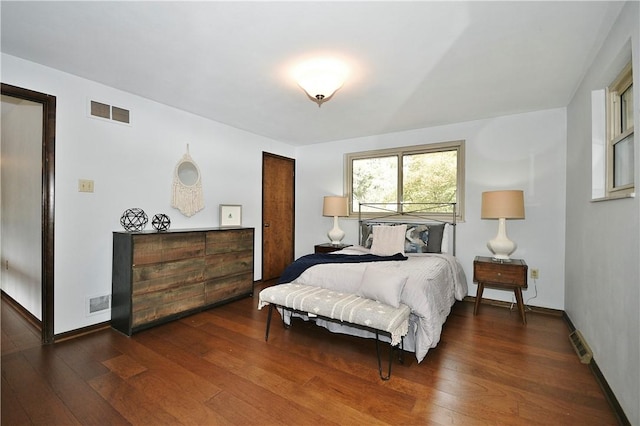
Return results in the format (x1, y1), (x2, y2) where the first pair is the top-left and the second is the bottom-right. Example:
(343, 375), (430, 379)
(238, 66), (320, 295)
(257, 283), (411, 380)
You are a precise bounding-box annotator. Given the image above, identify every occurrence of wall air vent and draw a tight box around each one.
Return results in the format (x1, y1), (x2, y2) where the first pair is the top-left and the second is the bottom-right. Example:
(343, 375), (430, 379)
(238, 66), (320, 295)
(89, 99), (131, 125)
(569, 330), (593, 364)
(90, 100), (110, 119)
(111, 106), (130, 124)
(86, 294), (111, 316)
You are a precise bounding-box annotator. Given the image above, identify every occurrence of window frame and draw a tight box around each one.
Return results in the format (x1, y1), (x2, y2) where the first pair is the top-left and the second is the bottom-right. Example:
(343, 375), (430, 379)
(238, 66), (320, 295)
(606, 62), (634, 198)
(344, 140), (465, 221)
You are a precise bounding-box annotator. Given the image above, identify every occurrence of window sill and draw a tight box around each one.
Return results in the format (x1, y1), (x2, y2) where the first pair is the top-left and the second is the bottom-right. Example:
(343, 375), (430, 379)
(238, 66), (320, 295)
(591, 192), (635, 202)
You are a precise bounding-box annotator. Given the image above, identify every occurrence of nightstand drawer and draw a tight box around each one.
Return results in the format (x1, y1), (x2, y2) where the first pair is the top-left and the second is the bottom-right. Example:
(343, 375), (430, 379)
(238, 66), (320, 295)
(473, 257), (527, 287)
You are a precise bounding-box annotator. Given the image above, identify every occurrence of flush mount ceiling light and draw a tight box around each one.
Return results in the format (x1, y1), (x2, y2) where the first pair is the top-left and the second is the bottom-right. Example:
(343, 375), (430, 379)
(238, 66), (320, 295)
(293, 58), (349, 107)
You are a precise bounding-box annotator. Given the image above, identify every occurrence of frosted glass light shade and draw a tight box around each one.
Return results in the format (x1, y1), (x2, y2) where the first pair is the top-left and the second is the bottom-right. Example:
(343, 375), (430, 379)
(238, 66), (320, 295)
(294, 58), (348, 106)
(481, 190), (525, 260)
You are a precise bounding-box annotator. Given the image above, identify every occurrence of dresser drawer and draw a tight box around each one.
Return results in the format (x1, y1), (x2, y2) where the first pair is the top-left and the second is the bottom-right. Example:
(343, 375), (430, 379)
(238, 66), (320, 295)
(473, 258), (527, 288)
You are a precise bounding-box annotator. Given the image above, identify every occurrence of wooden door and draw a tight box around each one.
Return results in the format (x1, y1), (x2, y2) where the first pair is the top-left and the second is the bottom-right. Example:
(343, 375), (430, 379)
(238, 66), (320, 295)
(262, 152), (295, 281)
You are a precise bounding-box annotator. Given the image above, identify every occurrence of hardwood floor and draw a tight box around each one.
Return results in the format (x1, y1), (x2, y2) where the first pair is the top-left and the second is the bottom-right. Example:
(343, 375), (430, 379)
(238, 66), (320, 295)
(2, 285), (619, 425)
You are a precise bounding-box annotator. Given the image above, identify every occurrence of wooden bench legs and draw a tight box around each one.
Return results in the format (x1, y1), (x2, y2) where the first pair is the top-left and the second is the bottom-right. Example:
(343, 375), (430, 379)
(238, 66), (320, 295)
(264, 303), (404, 380)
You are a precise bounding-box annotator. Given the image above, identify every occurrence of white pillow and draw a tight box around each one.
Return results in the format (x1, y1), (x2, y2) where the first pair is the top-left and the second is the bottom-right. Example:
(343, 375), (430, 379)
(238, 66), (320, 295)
(441, 223), (450, 253)
(358, 265), (408, 308)
(370, 225), (407, 256)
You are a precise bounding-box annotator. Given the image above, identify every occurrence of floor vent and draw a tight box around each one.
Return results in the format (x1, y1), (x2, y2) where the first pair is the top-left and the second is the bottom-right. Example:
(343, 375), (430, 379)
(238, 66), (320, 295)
(569, 330), (593, 364)
(89, 100), (130, 124)
(87, 295), (111, 316)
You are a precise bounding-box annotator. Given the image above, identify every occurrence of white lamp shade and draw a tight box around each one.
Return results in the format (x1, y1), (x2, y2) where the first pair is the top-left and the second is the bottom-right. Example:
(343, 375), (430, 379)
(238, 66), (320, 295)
(481, 190), (525, 219)
(323, 196), (348, 217)
(481, 190), (525, 260)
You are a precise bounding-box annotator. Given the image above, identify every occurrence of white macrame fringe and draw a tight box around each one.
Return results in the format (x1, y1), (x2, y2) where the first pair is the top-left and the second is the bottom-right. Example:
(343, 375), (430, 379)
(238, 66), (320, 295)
(171, 149), (204, 217)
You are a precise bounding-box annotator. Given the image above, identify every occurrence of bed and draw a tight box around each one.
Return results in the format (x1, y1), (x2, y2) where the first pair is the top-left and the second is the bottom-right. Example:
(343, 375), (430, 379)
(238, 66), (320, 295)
(277, 202), (468, 362)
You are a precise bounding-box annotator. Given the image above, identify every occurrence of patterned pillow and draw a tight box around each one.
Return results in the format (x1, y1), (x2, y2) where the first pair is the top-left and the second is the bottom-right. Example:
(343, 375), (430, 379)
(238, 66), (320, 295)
(362, 222), (445, 253)
(405, 223), (445, 253)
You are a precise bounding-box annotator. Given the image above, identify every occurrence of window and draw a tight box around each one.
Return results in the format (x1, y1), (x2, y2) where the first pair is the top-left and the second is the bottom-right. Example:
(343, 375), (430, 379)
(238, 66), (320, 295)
(345, 140), (465, 220)
(606, 62), (634, 197)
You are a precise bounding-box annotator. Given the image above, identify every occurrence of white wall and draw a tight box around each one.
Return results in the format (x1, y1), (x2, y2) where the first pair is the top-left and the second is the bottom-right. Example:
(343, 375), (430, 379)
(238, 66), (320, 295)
(1, 54), (295, 334)
(0, 96), (43, 318)
(295, 108), (567, 310)
(565, 1), (639, 423)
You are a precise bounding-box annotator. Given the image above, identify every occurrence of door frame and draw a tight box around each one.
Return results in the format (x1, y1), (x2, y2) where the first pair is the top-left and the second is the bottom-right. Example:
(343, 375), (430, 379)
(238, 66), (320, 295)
(1, 83), (56, 344)
(261, 152), (295, 281)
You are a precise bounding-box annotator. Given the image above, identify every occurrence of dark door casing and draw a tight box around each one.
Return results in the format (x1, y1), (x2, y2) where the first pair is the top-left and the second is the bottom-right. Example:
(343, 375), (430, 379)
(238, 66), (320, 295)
(1, 83), (56, 344)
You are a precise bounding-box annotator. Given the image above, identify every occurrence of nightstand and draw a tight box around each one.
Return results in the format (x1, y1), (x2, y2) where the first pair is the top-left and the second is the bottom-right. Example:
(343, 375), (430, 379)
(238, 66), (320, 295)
(473, 256), (528, 324)
(314, 243), (351, 254)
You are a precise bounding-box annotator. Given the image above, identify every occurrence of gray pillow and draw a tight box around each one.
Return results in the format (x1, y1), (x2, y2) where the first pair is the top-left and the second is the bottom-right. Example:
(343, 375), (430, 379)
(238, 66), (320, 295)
(358, 265), (408, 308)
(425, 223), (445, 253)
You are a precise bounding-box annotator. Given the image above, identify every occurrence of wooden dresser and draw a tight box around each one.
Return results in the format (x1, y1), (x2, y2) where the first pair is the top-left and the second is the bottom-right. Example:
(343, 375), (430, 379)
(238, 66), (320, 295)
(111, 227), (254, 335)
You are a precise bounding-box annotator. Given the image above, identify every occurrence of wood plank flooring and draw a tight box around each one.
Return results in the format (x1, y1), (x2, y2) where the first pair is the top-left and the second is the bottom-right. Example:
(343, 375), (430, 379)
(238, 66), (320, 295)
(2, 284), (619, 425)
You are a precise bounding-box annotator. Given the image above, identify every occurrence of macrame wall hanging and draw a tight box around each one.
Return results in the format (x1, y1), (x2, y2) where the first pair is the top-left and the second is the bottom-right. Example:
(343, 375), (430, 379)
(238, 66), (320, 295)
(171, 145), (204, 217)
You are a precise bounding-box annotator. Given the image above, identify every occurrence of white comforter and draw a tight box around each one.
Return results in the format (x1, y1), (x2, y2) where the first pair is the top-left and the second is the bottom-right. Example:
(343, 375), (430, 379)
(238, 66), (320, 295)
(287, 246), (468, 362)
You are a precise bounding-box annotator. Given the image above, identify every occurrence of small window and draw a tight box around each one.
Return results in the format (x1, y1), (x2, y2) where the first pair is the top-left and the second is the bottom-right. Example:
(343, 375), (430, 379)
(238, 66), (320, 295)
(345, 140), (465, 220)
(606, 62), (634, 197)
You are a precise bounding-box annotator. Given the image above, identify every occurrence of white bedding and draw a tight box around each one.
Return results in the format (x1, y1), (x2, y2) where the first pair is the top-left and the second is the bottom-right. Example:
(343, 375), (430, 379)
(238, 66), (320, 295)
(282, 245), (468, 362)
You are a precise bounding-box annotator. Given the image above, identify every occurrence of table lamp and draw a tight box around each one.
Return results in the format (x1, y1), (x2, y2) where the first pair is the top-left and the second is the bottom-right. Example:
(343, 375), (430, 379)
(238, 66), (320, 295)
(481, 190), (525, 261)
(323, 196), (348, 245)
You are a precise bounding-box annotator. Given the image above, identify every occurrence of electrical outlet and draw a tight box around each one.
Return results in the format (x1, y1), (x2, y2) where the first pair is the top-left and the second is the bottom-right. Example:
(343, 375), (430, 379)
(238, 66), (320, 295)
(78, 179), (94, 193)
(531, 268), (539, 279)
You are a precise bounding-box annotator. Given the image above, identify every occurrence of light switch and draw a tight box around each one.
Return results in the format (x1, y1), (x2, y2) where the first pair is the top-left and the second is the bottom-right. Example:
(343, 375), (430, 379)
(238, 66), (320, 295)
(78, 179), (94, 193)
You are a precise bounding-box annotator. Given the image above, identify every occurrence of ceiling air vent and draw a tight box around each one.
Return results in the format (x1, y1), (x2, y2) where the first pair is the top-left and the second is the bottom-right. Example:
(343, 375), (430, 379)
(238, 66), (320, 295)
(569, 330), (593, 364)
(89, 100), (131, 124)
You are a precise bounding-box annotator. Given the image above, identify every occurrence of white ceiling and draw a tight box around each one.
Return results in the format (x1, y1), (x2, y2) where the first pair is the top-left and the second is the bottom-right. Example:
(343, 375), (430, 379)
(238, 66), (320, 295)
(1, 1), (624, 145)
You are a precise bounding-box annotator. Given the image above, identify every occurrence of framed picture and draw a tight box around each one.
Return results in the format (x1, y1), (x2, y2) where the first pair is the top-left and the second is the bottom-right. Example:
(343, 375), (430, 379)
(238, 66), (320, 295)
(219, 204), (242, 227)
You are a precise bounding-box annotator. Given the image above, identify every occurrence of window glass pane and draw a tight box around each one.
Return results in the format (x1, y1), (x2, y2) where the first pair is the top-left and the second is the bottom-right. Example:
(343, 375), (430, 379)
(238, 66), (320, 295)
(403, 150), (457, 212)
(352, 156), (398, 212)
(614, 133), (634, 188)
(621, 84), (633, 133)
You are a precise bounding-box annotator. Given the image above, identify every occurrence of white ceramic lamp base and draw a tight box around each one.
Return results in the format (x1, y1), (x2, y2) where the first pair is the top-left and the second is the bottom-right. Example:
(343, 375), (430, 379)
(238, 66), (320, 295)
(327, 216), (345, 245)
(487, 218), (517, 261)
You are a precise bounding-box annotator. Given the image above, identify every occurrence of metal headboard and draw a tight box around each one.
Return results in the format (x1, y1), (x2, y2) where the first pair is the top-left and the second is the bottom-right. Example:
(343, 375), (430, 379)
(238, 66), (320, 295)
(358, 202), (457, 255)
